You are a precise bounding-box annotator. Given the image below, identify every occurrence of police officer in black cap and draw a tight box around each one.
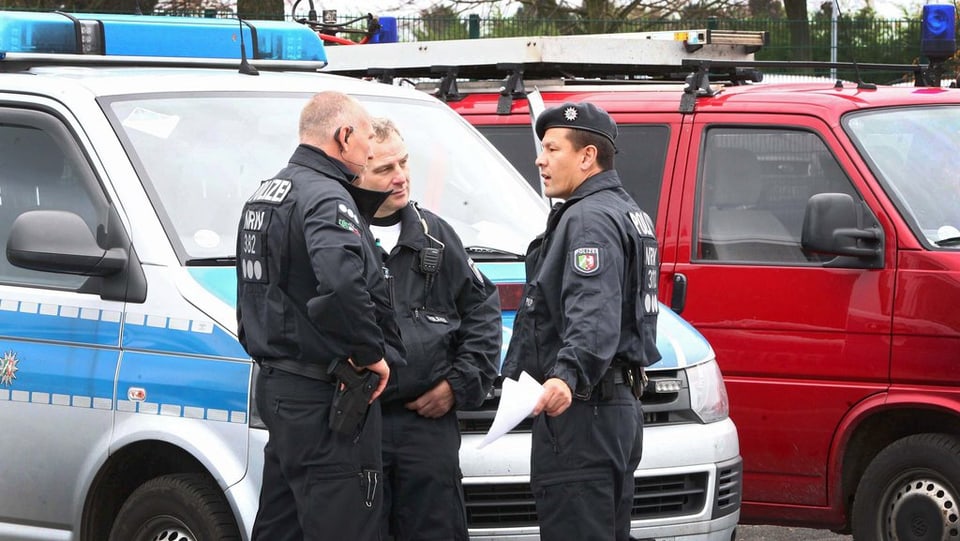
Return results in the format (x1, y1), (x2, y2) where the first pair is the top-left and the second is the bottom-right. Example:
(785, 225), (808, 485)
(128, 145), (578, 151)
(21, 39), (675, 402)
(501, 101), (662, 541)
(237, 91), (404, 541)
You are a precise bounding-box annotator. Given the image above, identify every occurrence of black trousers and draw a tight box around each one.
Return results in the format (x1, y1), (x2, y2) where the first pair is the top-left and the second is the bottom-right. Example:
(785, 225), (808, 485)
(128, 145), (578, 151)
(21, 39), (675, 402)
(380, 402), (468, 541)
(530, 384), (643, 541)
(252, 365), (383, 541)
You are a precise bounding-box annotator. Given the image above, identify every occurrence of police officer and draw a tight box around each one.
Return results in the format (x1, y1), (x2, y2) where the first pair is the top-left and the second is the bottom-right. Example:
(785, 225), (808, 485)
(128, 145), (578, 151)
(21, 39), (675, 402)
(237, 91), (404, 541)
(501, 101), (661, 541)
(355, 118), (501, 541)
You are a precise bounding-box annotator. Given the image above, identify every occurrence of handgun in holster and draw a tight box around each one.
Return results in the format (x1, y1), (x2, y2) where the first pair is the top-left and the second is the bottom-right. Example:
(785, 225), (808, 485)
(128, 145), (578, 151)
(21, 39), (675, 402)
(626, 366), (648, 400)
(327, 359), (380, 436)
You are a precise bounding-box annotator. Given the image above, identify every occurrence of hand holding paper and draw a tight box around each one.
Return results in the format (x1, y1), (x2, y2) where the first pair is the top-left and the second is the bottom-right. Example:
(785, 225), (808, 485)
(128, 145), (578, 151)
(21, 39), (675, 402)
(477, 371), (545, 449)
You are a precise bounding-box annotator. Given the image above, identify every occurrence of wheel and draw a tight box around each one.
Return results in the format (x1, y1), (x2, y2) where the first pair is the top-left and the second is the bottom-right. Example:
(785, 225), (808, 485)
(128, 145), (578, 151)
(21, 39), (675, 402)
(108, 473), (241, 541)
(852, 433), (960, 541)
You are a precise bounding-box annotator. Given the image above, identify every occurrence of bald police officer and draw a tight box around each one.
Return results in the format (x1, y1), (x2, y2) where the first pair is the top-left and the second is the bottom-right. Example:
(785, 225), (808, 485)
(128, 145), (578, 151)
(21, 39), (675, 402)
(501, 101), (661, 541)
(237, 91), (404, 540)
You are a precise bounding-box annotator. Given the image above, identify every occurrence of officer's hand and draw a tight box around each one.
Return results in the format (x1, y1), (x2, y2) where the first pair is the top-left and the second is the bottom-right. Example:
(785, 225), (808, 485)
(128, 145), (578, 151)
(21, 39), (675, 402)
(534, 378), (572, 417)
(406, 380), (455, 418)
(362, 358), (390, 403)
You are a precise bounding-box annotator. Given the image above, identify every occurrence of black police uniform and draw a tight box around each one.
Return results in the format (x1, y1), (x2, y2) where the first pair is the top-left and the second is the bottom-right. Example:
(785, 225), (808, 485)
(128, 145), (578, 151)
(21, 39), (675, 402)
(237, 144), (404, 541)
(375, 202), (501, 541)
(501, 103), (661, 541)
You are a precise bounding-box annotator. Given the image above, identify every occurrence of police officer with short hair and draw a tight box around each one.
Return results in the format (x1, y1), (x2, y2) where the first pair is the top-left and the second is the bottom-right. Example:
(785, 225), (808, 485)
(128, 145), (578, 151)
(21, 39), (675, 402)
(501, 101), (661, 541)
(237, 91), (404, 541)
(356, 118), (501, 541)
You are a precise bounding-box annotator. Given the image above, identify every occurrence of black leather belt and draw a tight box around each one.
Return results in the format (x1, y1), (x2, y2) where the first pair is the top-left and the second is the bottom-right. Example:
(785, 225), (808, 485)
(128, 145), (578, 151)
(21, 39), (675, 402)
(258, 358), (333, 382)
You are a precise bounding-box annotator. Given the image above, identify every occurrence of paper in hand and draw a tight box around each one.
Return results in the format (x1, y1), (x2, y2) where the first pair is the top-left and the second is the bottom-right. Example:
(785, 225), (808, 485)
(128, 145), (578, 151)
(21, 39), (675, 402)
(477, 371), (545, 449)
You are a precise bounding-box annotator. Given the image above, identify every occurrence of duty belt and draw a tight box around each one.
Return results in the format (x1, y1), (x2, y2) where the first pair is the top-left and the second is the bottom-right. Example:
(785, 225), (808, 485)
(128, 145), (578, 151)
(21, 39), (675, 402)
(597, 365), (645, 400)
(258, 358), (333, 382)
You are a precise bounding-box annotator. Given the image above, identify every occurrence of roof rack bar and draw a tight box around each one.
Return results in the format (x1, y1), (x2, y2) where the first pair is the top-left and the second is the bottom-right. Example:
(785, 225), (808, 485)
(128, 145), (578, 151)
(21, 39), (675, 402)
(323, 30), (765, 81)
(682, 58), (925, 74)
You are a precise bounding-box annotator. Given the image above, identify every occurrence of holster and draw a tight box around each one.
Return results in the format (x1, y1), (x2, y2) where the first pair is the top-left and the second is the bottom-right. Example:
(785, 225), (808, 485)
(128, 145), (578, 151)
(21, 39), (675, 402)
(327, 359), (379, 437)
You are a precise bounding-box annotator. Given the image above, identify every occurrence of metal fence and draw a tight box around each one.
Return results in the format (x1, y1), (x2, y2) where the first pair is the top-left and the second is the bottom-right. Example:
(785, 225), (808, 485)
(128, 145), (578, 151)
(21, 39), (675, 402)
(320, 15), (926, 66)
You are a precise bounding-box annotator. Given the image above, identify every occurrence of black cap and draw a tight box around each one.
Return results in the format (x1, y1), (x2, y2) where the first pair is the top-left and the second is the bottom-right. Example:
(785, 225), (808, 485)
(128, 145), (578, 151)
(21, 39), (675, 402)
(535, 102), (618, 146)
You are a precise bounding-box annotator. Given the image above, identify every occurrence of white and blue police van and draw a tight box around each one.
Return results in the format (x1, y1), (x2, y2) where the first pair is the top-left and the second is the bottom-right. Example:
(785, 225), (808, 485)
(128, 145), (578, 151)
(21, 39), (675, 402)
(0, 11), (741, 541)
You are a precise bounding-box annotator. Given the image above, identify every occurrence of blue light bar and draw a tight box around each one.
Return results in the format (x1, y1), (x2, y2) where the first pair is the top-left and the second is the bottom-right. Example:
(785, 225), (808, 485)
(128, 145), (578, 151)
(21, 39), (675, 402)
(921, 4), (957, 60)
(0, 11), (326, 63)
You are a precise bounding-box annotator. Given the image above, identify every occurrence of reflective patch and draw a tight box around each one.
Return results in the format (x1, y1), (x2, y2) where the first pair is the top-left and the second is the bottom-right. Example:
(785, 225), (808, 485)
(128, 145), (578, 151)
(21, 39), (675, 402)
(628, 211), (655, 237)
(248, 178), (292, 204)
(572, 247), (600, 275)
(337, 203), (361, 235)
(239, 205), (270, 283)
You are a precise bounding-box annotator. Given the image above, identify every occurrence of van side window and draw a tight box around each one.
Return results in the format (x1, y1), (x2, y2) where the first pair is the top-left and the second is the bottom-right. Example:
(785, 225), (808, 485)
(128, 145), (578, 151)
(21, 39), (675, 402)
(696, 127), (857, 264)
(0, 118), (104, 288)
(478, 124), (669, 222)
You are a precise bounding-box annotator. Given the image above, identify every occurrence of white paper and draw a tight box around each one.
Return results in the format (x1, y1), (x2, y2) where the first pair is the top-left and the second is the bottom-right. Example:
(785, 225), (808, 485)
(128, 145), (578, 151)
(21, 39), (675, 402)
(477, 371), (545, 449)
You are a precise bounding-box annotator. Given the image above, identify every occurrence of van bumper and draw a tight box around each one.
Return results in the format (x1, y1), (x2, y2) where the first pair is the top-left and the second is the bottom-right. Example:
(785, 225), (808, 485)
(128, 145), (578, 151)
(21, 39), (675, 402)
(461, 418), (741, 540)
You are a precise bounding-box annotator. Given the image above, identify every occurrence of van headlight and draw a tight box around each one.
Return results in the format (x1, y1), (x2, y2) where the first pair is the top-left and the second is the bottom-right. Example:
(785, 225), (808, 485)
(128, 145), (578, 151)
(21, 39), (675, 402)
(686, 358), (730, 423)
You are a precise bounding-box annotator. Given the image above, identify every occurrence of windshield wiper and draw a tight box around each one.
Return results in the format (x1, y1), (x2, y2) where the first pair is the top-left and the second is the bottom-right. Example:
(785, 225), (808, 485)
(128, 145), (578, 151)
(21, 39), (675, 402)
(465, 246), (524, 261)
(185, 256), (236, 266)
(935, 236), (960, 247)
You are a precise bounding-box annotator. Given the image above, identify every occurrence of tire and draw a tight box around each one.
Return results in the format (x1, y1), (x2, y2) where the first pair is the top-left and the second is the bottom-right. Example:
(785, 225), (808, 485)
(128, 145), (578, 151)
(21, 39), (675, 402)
(108, 473), (241, 541)
(851, 433), (960, 541)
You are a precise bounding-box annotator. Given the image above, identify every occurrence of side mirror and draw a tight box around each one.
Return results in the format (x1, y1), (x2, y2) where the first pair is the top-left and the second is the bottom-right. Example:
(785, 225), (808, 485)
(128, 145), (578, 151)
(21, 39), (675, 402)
(7, 210), (127, 276)
(801, 193), (883, 267)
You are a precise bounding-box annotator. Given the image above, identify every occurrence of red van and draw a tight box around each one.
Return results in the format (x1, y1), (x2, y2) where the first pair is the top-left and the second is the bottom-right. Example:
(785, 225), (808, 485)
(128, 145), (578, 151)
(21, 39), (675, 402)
(326, 29), (960, 539)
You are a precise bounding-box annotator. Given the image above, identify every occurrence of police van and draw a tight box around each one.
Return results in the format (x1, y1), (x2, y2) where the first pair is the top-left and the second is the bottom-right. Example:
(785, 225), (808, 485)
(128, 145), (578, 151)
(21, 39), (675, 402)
(0, 11), (740, 541)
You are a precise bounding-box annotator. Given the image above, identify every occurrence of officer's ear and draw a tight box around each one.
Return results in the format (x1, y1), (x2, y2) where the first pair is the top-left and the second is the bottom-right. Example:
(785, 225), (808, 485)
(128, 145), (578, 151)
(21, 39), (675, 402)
(334, 126), (354, 150)
(580, 144), (598, 170)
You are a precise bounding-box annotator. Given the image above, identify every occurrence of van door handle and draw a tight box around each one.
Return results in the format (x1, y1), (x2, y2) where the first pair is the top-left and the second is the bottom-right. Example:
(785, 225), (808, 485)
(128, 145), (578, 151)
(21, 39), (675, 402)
(670, 273), (687, 314)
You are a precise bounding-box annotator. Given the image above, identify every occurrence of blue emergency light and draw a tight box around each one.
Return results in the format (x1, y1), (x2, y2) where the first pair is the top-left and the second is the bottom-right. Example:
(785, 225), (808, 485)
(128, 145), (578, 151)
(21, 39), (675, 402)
(0, 11), (326, 62)
(921, 3), (957, 60)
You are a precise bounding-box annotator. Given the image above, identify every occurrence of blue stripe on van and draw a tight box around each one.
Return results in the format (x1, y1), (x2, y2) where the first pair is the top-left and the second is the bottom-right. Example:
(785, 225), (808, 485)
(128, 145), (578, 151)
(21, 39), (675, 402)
(122, 317), (248, 360)
(474, 262), (524, 283)
(117, 352), (249, 422)
(0, 298), (120, 346)
(0, 341), (116, 405)
(188, 268), (236, 306)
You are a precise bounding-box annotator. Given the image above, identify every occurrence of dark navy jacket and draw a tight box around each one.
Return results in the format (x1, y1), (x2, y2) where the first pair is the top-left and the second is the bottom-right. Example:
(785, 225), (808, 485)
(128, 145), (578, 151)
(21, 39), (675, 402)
(380, 202), (501, 408)
(501, 170), (661, 398)
(236, 144), (404, 370)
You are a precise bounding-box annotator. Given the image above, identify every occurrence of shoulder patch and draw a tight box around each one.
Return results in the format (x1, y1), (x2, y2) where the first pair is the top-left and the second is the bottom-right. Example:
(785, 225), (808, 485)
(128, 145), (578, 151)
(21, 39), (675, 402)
(336, 202), (361, 235)
(572, 247), (601, 275)
(248, 178), (292, 204)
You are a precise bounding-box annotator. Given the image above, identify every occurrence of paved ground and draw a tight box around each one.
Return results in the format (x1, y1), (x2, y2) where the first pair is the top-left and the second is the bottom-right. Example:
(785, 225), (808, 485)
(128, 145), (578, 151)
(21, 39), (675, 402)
(737, 525), (852, 540)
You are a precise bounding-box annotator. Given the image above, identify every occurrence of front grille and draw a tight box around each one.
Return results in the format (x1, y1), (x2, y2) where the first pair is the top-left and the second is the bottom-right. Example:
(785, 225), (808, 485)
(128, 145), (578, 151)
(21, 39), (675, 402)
(633, 472), (709, 518)
(713, 456), (743, 518)
(464, 471), (710, 528)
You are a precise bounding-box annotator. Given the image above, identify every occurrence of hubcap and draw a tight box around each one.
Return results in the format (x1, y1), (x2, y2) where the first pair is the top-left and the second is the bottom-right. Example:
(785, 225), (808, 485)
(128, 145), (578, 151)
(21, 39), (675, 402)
(138, 516), (197, 541)
(886, 478), (960, 541)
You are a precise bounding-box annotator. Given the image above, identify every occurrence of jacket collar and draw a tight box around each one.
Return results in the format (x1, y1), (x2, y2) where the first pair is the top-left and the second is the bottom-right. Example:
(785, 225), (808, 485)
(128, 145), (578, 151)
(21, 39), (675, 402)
(395, 203), (429, 251)
(289, 144), (390, 222)
(566, 169), (622, 203)
(543, 169), (622, 234)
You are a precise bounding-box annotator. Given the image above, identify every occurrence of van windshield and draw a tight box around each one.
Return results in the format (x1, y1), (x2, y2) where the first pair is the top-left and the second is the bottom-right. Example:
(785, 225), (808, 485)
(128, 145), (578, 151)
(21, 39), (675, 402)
(106, 92), (546, 261)
(846, 106), (960, 247)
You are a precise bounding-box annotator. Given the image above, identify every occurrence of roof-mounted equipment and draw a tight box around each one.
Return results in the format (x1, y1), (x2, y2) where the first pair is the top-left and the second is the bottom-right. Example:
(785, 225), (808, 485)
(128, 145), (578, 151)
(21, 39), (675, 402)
(321, 29), (768, 82)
